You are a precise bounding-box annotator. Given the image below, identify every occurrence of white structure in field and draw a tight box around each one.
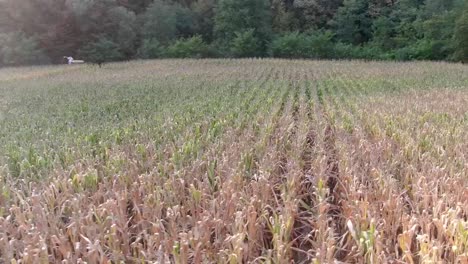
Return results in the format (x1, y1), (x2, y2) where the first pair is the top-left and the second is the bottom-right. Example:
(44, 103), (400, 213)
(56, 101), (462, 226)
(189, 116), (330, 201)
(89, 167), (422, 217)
(64, 56), (84, 64)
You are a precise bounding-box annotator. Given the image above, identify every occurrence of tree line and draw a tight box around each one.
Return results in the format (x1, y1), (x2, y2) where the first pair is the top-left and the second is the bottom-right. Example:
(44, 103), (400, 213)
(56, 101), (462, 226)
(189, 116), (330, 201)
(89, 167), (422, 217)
(0, 0), (467, 66)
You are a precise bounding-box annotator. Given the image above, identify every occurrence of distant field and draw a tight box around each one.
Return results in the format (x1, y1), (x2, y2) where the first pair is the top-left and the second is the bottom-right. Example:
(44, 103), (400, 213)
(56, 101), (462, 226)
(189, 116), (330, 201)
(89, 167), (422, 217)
(0, 59), (467, 263)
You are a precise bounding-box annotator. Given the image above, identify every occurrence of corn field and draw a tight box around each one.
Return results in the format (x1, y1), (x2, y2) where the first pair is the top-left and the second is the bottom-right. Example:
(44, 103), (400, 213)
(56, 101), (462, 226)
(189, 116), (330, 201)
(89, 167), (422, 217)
(0, 59), (467, 263)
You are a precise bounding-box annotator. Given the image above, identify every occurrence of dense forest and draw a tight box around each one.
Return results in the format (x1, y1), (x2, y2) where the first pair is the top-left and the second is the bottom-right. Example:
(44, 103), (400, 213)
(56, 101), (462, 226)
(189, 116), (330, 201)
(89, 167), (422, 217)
(0, 0), (467, 66)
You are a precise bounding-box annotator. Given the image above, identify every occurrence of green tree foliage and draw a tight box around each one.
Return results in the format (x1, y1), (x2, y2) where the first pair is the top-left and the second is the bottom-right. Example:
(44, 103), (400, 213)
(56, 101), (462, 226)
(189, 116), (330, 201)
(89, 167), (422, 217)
(419, 15), (456, 60)
(0, 32), (49, 66)
(141, 0), (178, 44)
(79, 37), (124, 66)
(423, 0), (457, 17)
(0, 0), (79, 62)
(141, 0), (197, 44)
(214, 0), (272, 55)
(230, 29), (262, 57)
(108, 7), (139, 57)
(390, 0), (422, 48)
(60, 0), (139, 62)
(166, 36), (210, 58)
(271, 0), (298, 32)
(293, 0), (344, 29)
(308, 30), (335, 58)
(333, 0), (373, 45)
(137, 39), (165, 59)
(0, 0), (467, 65)
(117, 0), (153, 14)
(270, 32), (310, 58)
(453, 2), (468, 62)
(371, 15), (397, 50)
(174, 4), (197, 38)
(191, 0), (217, 41)
(270, 30), (335, 58)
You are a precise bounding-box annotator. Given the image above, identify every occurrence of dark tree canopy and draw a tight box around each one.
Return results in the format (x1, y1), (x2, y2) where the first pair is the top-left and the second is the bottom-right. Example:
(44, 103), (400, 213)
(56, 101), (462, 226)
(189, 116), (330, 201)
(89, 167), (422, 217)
(79, 37), (125, 66)
(0, 0), (467, 66)
(214, 0), (272, 56)
(453, 2), (468, 62)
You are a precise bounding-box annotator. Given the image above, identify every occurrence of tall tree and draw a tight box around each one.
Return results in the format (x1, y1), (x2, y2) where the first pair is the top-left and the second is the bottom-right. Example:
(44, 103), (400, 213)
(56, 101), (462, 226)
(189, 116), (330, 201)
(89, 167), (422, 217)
(271, 0), (298, 32)
(371, 15), (397, 50)
(423, 0), (457, 17)
(0, 0), (467, 65)
(117, 0), (153, 14)
(0, 32), (49, 66)
(173, 4), (197, 39)
(191, 0), (217, 41)
(141, 0), (178, 44)
(0, 0), (79, 62)
(332, 0), (372, 45)
(293, 0), (344, 30)
(66, 0), (138, 58)
(453, 1), (468, 62)
(79, 37), (124, 66)
(390, 0), (422, 48)
(214, 0), (272, 55)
